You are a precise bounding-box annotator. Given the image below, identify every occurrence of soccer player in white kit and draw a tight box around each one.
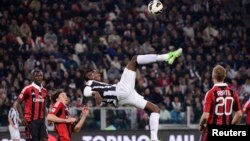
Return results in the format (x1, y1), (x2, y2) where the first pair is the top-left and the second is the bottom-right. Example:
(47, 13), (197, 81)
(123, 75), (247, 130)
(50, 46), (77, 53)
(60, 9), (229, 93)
(83, 48), (182, 141)
(8, 101), (21, 141)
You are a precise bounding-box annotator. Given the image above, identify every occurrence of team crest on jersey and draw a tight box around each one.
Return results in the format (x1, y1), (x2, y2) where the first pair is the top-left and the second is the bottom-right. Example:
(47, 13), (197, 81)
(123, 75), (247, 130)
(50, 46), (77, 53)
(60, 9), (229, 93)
(33, 98), (45, 102)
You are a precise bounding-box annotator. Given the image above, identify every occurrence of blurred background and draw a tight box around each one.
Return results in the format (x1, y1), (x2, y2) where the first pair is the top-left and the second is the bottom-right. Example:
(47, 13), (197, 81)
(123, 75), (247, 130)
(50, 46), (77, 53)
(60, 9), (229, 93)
(0, 0), (249, 140)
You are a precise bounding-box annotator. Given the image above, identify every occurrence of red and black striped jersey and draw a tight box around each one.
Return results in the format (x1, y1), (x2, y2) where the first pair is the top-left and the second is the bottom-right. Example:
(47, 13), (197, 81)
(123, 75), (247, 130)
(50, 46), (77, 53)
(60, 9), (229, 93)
(49, 101), (74, 141)
(18, 82), (48, 121)
(203, 83), (241, 125)
(243, 99), (250, 125)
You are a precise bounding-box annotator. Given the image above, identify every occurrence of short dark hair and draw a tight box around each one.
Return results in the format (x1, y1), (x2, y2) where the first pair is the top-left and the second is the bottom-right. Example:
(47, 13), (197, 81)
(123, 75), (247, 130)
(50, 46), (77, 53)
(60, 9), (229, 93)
(83, 68), (95, 81)
(51, 89), (65, 103)
(32, 68), (42, 76)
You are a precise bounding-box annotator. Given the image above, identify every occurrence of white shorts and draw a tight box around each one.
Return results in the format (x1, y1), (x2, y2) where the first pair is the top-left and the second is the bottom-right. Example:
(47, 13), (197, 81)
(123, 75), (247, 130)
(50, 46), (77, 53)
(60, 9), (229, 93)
(8, 125), (20, 139)
(117, 68), (147, 109)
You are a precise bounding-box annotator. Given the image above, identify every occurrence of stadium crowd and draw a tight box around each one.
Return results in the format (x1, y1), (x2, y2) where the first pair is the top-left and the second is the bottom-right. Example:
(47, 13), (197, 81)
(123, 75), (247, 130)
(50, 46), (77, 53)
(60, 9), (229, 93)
(0, 0), (249, 130)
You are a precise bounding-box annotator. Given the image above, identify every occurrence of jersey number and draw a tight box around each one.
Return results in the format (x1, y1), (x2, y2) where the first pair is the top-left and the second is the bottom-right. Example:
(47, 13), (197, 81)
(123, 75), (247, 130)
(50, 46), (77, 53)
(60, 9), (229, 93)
(215, 97), (234, 116)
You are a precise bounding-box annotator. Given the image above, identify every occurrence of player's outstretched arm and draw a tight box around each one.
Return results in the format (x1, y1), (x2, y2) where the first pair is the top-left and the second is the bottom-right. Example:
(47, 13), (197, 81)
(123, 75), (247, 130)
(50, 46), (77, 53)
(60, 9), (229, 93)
(92, 91), (102, 106)
(47, 114), (77, 123)
(232, 110), (242, 125)
(198, 112), (209, 132)
(232, 93), (243, 125)
(74, 106), (90, 132)
(8, 114), (17, 129)
(84, 86), (103, 106)
(16, 99), (25, 125)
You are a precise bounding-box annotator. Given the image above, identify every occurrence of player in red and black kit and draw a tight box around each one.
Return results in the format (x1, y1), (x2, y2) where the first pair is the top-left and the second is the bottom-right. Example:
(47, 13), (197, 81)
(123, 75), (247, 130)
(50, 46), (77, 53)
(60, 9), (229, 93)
(17, 69), (48, 141)
(47, 89), (89, 141)
(199, 65), (242, 141)
(243, 98), (250, 125)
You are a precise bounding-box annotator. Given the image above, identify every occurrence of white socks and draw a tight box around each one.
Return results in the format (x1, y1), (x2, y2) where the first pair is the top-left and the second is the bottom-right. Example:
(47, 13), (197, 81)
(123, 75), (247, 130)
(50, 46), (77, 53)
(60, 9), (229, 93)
(137, 54), (170, 65)
(150, 112), (160, 141)
(157, 54), (170, 61)
(137, 54), (157, 64)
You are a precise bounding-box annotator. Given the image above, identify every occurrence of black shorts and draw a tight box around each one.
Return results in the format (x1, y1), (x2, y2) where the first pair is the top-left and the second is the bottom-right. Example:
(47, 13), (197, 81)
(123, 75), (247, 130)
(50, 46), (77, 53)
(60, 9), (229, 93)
(25, 119), (48, 141)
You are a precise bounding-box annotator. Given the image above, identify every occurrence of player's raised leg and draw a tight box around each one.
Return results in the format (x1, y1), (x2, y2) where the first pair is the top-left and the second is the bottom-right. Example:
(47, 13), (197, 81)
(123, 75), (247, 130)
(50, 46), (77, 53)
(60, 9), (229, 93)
(126, 48), (183, 71)
(119, 48), (182, 91)
(119, 48), (182, 141)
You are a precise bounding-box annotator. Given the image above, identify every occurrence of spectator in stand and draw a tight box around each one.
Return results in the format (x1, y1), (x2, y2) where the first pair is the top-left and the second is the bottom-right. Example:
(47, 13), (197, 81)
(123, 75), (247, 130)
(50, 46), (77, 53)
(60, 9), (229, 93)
(171, 96), (183, 123)
(159, 104), (171, 123)
(242, 78), (250, 94)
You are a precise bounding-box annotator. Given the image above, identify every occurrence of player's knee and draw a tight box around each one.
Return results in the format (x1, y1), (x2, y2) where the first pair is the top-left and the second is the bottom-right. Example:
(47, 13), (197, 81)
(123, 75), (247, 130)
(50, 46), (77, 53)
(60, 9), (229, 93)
(131, 55), (138, 64)
(126, 55), (138, 71)
(149, 104), (160, 113)
(145, 102), (160, 113)
(154, 105), (160, 113)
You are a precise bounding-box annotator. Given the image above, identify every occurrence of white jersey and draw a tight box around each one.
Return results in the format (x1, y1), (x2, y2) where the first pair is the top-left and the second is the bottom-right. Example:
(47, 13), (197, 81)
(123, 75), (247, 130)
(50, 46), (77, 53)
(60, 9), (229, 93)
(84, 80), (118, 106)
(8, 107), (21, 139)
(83, 68), (148, 109)
(8, 108), (19, 127)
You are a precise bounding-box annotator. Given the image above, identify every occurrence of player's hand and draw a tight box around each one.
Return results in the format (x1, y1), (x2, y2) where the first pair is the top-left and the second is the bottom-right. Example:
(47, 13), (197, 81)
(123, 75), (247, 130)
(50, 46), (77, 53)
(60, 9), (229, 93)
(199, 125), (205, 132)
(12, 124), (18, 130)
(82, 106), (90, 117)
(21, 118), (28, 126)
(66, 117), (77, 123)
(18, 118), (22, 123)
(93, 91), (102, 106)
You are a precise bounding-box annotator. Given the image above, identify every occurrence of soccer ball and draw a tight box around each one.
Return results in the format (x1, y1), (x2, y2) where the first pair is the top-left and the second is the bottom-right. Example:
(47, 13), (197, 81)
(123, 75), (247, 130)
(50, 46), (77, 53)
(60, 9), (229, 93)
(148, 0), (163, 15)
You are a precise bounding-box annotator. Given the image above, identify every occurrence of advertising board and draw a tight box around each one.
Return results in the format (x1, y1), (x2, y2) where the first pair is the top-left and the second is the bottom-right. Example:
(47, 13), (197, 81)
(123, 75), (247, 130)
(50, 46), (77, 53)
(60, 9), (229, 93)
(0, 129), (200, 141)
